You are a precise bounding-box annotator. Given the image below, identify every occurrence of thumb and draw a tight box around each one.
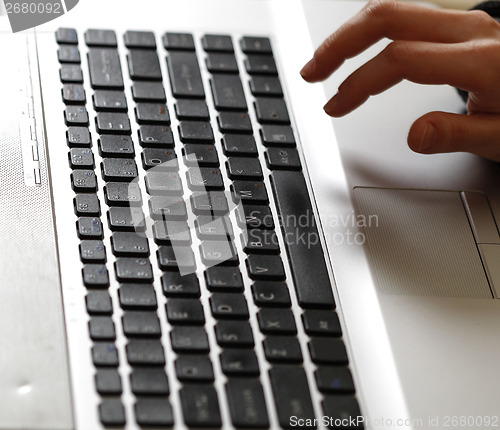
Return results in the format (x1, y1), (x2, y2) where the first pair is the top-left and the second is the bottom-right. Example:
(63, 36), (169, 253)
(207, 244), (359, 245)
(408, 111), (500, 162)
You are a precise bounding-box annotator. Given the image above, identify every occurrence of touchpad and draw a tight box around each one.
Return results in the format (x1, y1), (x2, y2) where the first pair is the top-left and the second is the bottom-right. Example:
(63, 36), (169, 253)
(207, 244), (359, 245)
(353, 187), (492, 298)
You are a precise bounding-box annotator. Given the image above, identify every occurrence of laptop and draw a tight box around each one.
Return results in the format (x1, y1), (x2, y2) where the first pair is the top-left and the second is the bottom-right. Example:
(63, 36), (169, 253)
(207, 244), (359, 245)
(1, 0), (499, 429)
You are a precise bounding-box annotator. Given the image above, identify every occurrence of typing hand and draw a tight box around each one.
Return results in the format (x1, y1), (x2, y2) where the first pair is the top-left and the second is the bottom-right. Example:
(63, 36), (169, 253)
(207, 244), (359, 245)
(300, 0), (500, 161)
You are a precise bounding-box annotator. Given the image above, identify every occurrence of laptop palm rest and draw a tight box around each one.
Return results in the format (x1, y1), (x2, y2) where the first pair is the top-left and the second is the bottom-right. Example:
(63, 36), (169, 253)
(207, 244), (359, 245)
(0, 35), (73, 429)
(354, 187), (492, 298)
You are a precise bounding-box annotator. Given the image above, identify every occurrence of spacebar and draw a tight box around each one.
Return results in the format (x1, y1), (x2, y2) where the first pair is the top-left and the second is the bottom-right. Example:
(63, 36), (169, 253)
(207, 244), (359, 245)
(270, 171), (335, 308)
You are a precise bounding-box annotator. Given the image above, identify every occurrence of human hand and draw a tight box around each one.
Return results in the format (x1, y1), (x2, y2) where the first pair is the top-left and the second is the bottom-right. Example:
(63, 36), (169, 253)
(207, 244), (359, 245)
(300, 0), (500, 161)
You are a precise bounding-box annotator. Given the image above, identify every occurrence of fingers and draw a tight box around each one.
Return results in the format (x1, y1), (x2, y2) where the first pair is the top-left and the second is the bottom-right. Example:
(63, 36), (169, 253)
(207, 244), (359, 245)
(301, 0), (500, 83)
(408, 111), (500, 161)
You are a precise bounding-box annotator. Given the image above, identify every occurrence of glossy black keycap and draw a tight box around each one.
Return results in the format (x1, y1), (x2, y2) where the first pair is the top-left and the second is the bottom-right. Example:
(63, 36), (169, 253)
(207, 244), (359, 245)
(271, 171), (335, 308)
(74, 193), (100, 216)
(266, 147), (302, 170)
(220, 349), (260, 376)
(152, 220), (191, 244)
(80, 240), (106, 263)
(145, 171), (183, 196)
(122, 311), (161, 337)
(240, 36), (273, 54)
(315, 367), (355, 394)
(93, 90), (128, 112)
(246, 254), (285, 281)
(226, 157), (263, 180)
(183, 144), (219, 167)
(226, 378), (270, 428)
(65, 106), (89, 126)
(166, 298), (205, 325)
(200, 240), (239, 266)
(82, 264), (108, 288)
(77, 216), (103, 239)
(104, 182), (142, 206)
(241, 229), (280, 254)
(161, 272), (200, 297)
(321, 396), (363, 429)
(180, 385), (222, 428)
(175, 99), (209, 120)
(115, 257), (153, 283)
(92, 342), (119, 366)
(99, 400), (126, 426)
(157, 246), (196, 272)
(179, 121), (214, 143)
(195, 216), (233, 240)
(124, 31), (156, 49)
(186, 167), (224, 191)
(71, 169), (97, 192)
(202, 34), (234, 52)
(170, 326), (209, 353)
(210, 293), (249, 319)
(309, 338), (348, 364)
(119, 284), (157, 310)
(217, 112), (253, 133)
(131, 81), (166, 101)
(175, 355), (214, 382)
(232, 181), (269, 204)
(58, 46), (80, 63)
(222, 134), (258, 157)
(85, 29), (117, 46)
(163, 32), (195, 51)
(95, 369), (122, 394)
(67, 127), (91, 147)
(101, 158), (137, 181)
(130, 368), (169, 395)
(127, 50), (162, 80)
(252, 281), (291, 307)
(255, 97), (290, 124)
(62, 84), (86, 104)
(86, 291), (113, 315)
(89, 316), (116, 340)
(149, 196), (187, 220)
(210, 74), (247, 111)
(302, 310), (342, 337)
(264, 336), (303, 363)
(235, 204), (274, 229)
(138, 125), (175, 147)
(205, 266), (243, 291)
(60, 65), (83, 83)
(190, 191), (229, 216)
(215, 320), (254, 347)
(258, 308), (297, 335)
(135, 103), (170, 124)
(206, 53), (239, 73)
(260, 125), (296, 147)
(56, 27), (78, 44)
(107, 207), (146, 231)
(96, 112), (131, 134)
(126, 339), (165, 365)
(167, 52), (205, 98)
(111, 232), (149, 256)
(142, 148), (178, 171)
(98, 135), (134, 158)
(250, 76), (283, 96)
(135, 398), (174, 427)
(245, 54), (278, 75)
(88, 48), (123, 88)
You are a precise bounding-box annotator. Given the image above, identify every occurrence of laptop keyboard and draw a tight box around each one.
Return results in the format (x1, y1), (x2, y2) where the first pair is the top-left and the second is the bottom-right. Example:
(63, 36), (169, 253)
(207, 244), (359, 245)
(56, 27), (362, 428)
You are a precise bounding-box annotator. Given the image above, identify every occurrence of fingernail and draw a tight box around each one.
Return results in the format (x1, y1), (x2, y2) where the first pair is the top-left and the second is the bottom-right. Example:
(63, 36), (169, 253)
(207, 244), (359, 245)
(300, 58), (316, 79)
(324, 94), (340, 116)
(418, 123), (437, 152)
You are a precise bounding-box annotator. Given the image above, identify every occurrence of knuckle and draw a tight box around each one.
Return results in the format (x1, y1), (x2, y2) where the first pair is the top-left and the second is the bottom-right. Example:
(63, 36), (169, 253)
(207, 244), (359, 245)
(468, 9), (498, 29)
(364, 0), (400, 21)
(383, 41), (409, 64)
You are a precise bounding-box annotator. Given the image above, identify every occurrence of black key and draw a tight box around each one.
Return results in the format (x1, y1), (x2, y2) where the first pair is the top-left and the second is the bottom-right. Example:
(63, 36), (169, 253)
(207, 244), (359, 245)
(135, 103), (170, 124)
(186, 167), (224, 191)
(167, 52), (205, 98)
(71, 170), (97, 192)
(202, 34), (234, 52)
(258, 308), (297, 334)
(232, 181), (269, 204)
(95, 369), (122, 394)
(226, 378), (269, 428)
(240, 36), (273, 54)
(62, 84), (86, 104)
(205, 266), (243, 292)
(269, 366), (315, 428)
(315, 367), (355, 394)
(175, 99), (209, 120)
(99, 400), (126, 427)
(64, 106), (89, 126)
(149, 196), (187, 220)
(89, 316), (116, 340)
(88, 48), (123, 88)
(195, 216), (233, 240)
(210, 293), (249, 319)
(56, 28), (78, 44)
(260, 125), (296, 147)
(302, 310), (342, 337)
(321, 396), (363, 429)
(96, 112), (131, 134)
(263, 336), (302, 363)
(119, 284), (157, 310)
(180, 385), (222, 428)
(215, 321), (254, 347)
(101, 158), (137, 181)
(86, 291), (113, 315)
(161, 272), (200, 297)
(309, 338), (348, 364)
(242, 229), (280, 254)
(200, 240), (239, 266)
(115, 257), (153, 283)
(252, 281), (291, 307)
(135, 398), (174, 427)
(98, 135), (135, 158)
(85, 29), (117, 47)
(80, 240), (106, 263)
(175, 355), (214, 382)
(130, 368), (169, 395)
(255, 97), (290, 124)
(220, 349), (260, 376)
(166, 298), (205, 325)
(210, 74), (247, 111)
(131, 81), (166, 101)
(111, 232), (149, 256)
(92, 342), (119, 366)
(60, 65), (83, 83)
(245, 54), (278, 75)
(126, 340), (165, 365)
(82, 264), (109, 288)
(122, 311), (161, 337)
(163, 32), (195, 51)
(58, 46), (80, 63)
(206, 53), (239, 73)
(235, 204), (274, 229)
(271, 171), (335, 308)
(183, 144), (219, 167)
(250, 76), (283, 96)
(142, 148), (178, 171)
(74, 194), (100, 216)
(179, 121), (214, 143)
(127, 49), (162, 80)
(124, 31), (156, 49)
(77, 216), (103, 239)
(217, 112), (253, 133)
(170, 326), (209, 353)
(222, 134), (258, 157)
(226, 157), (263, 180)
(67, 127), (91, 147)
(153, 220), (191, 244)
(246, 254), (285, 281)
(138, 125), (175, 147)
(145, 171), (183, 196)
(190, 191), (229, 216)
(266, 147), (302, 170)
(104, 182), (142, 206)
(107, 207), (146, 231)
(157, 246), (196, 272)
(93, 90), (128, 112)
